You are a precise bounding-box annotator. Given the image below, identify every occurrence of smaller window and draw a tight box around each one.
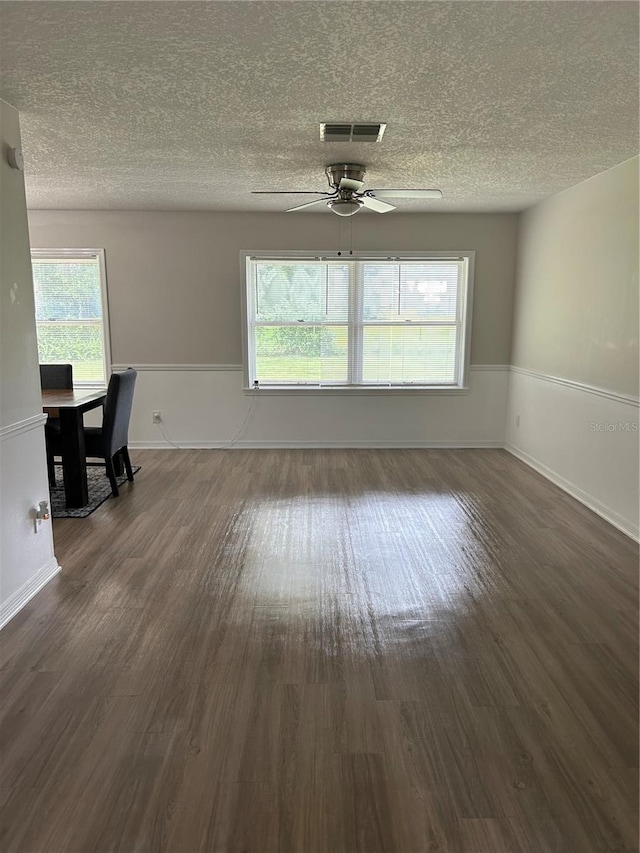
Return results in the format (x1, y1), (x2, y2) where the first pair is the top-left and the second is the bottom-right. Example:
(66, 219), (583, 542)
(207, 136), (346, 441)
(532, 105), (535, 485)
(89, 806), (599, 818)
(30, 249), (111, 386)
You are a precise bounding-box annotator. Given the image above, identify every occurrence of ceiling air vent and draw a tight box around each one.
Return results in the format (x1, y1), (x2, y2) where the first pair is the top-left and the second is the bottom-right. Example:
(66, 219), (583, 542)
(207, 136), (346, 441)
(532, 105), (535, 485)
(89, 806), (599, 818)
(320, 122), (387, 143)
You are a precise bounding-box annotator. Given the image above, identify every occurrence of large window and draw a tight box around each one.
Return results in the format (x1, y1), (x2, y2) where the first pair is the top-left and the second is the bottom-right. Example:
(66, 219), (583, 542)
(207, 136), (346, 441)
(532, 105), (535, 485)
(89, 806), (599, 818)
(31, 249), (111, 386)
(243, 252), (473, 389)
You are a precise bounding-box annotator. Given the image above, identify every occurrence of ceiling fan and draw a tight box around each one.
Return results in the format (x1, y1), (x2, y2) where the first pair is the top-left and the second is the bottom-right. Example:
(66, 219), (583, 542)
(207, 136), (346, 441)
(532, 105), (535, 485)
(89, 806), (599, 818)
(252, 163), (443, 217)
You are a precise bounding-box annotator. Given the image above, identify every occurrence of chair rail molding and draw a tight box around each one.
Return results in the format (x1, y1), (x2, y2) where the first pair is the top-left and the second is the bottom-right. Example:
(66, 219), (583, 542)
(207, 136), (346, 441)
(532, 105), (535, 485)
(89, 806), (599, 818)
(113, 363), (509, 374)
(0, 413), (48, 442)
(111, 364), (243, 372)
(509, 365), (639, 407)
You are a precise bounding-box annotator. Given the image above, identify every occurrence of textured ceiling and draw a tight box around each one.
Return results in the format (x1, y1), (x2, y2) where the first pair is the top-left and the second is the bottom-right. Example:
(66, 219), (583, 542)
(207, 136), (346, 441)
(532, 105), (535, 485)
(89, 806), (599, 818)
(0, 1), (638, 212)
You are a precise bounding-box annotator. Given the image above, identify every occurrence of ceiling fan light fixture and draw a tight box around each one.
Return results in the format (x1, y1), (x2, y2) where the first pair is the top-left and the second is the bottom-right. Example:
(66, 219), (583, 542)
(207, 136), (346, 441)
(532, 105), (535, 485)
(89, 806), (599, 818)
(327, 198), (363, 217)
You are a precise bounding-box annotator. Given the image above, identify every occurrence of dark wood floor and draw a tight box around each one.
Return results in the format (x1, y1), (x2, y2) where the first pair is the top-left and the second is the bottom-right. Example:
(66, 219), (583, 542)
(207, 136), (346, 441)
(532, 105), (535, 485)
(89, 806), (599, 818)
(0, 449), (638, 853)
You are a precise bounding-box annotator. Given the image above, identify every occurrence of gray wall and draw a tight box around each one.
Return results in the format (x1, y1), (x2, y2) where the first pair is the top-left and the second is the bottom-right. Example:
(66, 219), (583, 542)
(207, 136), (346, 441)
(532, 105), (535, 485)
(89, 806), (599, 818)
(27, 210), (519, 367)
(511, 157), (639, 396)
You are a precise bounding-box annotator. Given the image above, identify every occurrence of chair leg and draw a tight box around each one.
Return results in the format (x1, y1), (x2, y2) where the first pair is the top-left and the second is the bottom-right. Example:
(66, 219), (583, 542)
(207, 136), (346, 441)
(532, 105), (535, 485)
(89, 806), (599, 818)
(105, 456), (119, 498)
(122, 447), (134, 482)
(113, 451), (124, 477)
(46, 450), (56, 488)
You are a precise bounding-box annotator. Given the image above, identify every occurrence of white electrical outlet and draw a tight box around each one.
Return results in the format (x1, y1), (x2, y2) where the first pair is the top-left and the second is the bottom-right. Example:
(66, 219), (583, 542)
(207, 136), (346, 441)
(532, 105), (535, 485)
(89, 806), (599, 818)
(152, 411), (162, 424)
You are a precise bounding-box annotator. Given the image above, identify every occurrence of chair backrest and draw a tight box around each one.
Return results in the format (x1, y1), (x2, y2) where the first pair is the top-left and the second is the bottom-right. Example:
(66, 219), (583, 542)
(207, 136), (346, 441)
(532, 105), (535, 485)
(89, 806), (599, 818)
(40, 363), (73, 390)
(101, 368), (137, 456)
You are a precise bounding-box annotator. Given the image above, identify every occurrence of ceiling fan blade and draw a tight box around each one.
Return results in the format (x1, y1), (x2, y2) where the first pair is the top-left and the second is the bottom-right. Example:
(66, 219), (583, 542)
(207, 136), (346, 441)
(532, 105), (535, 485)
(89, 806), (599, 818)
(252, 191), (330, 195)
(361, 196), (396, 214)
(339, 177), (365, 192)
(368, 189), (443, 199)
(285, 198), (330, 213)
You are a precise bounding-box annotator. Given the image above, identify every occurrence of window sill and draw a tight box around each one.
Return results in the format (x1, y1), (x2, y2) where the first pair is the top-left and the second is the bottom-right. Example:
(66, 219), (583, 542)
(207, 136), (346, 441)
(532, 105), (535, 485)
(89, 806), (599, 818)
(243, 385), (470, 396)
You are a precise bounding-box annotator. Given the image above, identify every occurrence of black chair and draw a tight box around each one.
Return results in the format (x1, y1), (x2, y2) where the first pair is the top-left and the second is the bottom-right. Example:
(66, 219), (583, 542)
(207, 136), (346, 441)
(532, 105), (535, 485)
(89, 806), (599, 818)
(48, 368), (138, 498)
(40, 363), (73, 391)
(40, 363), (73, 487)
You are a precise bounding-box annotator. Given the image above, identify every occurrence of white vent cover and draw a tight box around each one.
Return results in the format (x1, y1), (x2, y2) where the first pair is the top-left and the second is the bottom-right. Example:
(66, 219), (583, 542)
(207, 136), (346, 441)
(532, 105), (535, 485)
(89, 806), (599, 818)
(320, 122), (387, 142)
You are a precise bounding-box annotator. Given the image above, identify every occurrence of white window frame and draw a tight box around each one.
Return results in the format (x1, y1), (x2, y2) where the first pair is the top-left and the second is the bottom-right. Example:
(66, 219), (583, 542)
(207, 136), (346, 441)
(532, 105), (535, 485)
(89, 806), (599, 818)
(30, 248), (112, 388)
(241, 250), (475, 394)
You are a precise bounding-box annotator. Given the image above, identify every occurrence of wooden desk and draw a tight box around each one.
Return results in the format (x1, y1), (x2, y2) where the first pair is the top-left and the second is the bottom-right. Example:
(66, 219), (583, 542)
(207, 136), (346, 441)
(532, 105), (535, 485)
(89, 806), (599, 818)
(42, 388), (107, 508)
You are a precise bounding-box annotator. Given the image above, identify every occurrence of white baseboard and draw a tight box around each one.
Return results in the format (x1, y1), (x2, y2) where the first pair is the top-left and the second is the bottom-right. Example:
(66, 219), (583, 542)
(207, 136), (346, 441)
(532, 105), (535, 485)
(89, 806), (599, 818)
(505, 443), (639, 541)
(0, 557), (61, 630)
(129, 439), (505, 450)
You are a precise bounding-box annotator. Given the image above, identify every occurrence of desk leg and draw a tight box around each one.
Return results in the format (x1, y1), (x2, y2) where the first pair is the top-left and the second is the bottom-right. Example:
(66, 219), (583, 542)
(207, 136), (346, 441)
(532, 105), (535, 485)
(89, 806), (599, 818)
(60, 408), (89, 507)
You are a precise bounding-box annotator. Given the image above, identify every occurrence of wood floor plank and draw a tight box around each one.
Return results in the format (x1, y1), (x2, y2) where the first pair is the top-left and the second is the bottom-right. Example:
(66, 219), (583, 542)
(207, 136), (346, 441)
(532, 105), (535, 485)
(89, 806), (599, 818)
(0, 448), (637, 852)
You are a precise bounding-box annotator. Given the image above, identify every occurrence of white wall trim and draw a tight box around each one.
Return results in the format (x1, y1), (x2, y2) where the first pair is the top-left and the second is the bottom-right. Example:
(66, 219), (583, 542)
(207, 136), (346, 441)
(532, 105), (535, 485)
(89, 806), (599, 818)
(0, 557), (61, 630)
(113, 363), (509, 375)
(470, 364), (509, 372)
(0, 413), (48, 442)
(112, 363), (243, 372)
(505, 443), (639, 542)
(130, 439), (504, 450)
(510, 365), (639, 407)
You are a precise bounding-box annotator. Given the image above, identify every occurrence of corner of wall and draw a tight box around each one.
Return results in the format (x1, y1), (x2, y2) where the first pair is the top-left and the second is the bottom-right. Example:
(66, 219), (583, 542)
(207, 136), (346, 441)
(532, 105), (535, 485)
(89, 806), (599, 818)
(0, 101), (60, 628)
(504, 160), (640, 541)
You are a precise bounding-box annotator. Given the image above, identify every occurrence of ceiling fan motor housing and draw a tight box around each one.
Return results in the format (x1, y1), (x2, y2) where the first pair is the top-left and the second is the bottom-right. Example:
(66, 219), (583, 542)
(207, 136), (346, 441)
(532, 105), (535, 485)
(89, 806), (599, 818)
(325, 163), (366, 190)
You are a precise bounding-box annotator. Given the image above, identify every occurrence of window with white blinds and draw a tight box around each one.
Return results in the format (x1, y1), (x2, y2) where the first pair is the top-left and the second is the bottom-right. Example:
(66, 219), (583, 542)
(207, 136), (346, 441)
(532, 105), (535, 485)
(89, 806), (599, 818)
(31, 249), (110, 385)
(244, 253), (473, 389)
